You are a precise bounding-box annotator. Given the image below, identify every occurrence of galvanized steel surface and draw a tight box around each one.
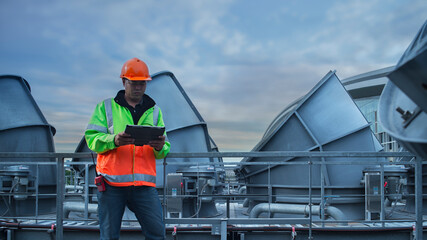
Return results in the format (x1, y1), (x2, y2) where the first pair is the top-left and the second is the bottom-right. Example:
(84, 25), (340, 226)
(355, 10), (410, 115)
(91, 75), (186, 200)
(146, 71), (222, 188)
(387, 19), (427, 114)
(379, 20), (427, 160)
(0, 75), (57, 217)
(238, 71), (385, 220)
(0, 151), (423, 240)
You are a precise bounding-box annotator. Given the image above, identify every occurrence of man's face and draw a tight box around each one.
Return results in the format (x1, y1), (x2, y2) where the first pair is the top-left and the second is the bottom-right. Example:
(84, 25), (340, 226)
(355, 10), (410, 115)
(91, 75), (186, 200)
(123, 79), (147, 102)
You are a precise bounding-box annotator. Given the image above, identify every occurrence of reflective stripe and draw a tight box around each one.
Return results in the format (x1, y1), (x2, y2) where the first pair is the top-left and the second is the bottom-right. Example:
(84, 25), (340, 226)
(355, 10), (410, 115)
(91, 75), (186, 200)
(134, 173), (157, 183)
(104, 98), (114, 134)
(86, 124), (108, 133)
(104, 100), (159, 132)
(153, 105), (159, 126)
(152, 105), (168, 141)
(101, 173), (156, 184)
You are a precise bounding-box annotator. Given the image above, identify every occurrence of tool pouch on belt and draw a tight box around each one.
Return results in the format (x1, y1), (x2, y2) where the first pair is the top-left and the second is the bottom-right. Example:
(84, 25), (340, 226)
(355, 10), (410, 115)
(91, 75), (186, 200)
(92, 153), (105, 192)
(95, 175), (106, 192)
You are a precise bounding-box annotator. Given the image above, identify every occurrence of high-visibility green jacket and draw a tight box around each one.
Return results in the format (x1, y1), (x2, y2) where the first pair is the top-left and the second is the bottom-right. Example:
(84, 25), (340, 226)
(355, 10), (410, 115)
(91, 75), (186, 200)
(85, 94), (170, 187)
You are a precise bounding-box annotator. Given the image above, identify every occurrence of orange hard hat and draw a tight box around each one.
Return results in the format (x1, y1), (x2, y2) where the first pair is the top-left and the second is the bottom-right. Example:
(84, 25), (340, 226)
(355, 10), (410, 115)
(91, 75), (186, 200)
(120, 57), (152, 81)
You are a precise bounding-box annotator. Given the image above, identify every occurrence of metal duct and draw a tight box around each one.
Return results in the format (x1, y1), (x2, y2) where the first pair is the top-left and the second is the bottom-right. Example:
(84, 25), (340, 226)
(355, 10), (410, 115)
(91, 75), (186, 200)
(0, 75), (57, 216)
(238, 71), (385, 220)
(378, 20), (427, 214)
(146, 71), (223, 188)
(72, 137), (96, 188)
(147, 71), (223, 218)
(387, 20), (427, 114)
(379, 20), (427, 160)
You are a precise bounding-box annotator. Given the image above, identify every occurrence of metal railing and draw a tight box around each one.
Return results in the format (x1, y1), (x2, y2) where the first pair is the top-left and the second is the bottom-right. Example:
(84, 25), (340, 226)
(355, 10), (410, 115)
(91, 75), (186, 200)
(0, 151), (424, 240)
(375, 131), (401, 152)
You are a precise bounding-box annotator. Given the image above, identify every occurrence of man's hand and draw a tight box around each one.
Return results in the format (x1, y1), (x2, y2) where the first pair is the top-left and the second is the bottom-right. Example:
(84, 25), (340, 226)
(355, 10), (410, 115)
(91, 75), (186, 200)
(149, 135), (165, 151)
(114, 132), (135, 146)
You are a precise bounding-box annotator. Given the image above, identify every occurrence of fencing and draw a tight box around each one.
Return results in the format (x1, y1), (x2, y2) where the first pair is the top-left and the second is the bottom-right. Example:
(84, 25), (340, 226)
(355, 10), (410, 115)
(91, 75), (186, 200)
(0, 151), (423, 240)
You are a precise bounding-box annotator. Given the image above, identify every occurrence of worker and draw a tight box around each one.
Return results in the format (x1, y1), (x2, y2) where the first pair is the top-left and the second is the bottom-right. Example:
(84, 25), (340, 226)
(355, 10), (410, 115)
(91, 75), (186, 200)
(85, 57), (170, 240)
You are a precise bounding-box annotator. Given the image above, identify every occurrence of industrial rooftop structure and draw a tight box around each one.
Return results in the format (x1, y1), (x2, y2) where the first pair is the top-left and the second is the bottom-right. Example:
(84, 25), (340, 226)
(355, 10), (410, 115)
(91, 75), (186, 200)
(0, 20), (426, 240)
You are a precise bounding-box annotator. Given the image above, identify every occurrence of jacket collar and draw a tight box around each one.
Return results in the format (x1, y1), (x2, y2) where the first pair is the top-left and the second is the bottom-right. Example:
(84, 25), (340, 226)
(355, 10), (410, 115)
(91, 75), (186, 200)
(114, 90), (156, 111)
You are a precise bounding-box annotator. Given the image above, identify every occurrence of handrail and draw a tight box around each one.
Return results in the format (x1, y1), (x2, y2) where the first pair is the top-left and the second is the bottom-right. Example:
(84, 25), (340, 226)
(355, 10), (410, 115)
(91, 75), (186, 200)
(0, 151), (423, 240)
(0, 151), (416, 158)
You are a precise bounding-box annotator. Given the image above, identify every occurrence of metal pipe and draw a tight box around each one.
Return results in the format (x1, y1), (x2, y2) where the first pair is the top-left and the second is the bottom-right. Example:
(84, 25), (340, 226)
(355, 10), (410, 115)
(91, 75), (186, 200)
(65, 185), (84, 191)
(242, 198), (249, 208)
(249, 203), (347, 225)
(238, 186), (246, 195)
(63, 202), (98, 218)
(239, 186), (250, 208)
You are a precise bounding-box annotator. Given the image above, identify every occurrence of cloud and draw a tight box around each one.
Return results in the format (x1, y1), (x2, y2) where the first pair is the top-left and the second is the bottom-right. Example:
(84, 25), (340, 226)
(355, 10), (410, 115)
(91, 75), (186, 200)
(1, 0), (426, 152)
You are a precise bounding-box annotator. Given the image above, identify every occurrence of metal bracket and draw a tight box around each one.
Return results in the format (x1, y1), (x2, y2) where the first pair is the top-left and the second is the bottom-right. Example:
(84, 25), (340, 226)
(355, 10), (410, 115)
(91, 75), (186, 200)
(211, 220), (228, 240)
(211, 223), (221, 235)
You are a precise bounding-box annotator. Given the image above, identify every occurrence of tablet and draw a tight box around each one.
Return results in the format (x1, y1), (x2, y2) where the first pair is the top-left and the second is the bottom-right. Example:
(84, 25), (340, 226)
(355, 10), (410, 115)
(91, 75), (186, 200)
(124, 125), (165, 146)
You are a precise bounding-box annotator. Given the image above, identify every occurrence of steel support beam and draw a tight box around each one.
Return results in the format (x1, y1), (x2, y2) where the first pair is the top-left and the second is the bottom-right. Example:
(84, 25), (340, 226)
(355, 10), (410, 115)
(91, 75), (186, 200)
(56, 157), (65, 240)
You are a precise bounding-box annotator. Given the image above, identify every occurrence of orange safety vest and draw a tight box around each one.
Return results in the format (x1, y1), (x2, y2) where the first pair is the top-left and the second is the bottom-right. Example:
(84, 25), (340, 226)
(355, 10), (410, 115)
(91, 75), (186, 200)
(86, 98), (169, 187)
(97, 144), (157, 187)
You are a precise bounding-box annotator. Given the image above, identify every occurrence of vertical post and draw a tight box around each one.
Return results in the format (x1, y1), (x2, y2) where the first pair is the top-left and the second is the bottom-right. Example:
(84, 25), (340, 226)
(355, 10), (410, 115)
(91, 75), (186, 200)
(6, 229), (13, 240)
(308, 160), (312, 239)
(226, 197), (230, 218)
(415, 157), (422, 240)
(380, 163), (385, 227)
(196, 161), (199, 218)
(221, 219), (227, 240)
(56, 157), (65, 240)
(35, 164), (39, 223)
(364, 173), (369, 220)
(320, 160), (325, 227)
(163, 157), (167, 222)
(268, 163), (272, 217)
(84, 164), (89, 223)
(226, 162), (230, 218)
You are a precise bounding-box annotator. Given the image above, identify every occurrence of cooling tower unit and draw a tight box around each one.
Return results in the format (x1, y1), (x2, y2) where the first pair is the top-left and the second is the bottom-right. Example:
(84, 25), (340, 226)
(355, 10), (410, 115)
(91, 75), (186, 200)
(147, 71), (223, 218)
(0, 75), (57, 216)
(379, 19), (427, 160)
(378, 20), (427, 213)
(238, 71), (385, 220)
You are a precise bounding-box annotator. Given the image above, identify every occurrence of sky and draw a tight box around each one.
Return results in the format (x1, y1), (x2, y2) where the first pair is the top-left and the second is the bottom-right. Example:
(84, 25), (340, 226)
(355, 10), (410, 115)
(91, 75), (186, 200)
(0, 0), (426, 153)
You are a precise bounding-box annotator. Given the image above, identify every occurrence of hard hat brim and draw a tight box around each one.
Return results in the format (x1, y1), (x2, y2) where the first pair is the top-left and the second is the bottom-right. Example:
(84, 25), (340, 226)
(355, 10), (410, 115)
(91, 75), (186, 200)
(122, 76), (152, 81)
